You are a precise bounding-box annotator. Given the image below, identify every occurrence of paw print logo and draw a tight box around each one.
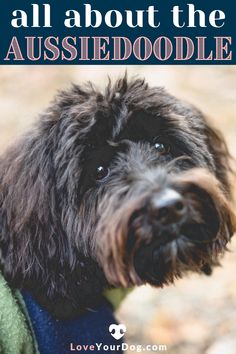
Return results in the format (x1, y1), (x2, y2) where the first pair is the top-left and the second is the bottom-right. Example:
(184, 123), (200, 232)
(109, 324), (126, 340)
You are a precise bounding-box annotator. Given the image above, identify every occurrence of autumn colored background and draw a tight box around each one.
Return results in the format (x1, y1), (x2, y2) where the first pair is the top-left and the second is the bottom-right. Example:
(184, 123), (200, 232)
(0, 66), (235, 354)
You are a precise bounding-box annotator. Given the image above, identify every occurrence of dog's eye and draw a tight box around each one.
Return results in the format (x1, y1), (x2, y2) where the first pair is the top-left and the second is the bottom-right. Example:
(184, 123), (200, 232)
(95, 166), (110, 181)
(154, 140), (170, 155)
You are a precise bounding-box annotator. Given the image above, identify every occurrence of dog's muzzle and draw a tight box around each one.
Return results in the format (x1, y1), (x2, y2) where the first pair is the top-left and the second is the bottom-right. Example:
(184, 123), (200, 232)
(130, 174), (234, 286)
(97, 169), (236, 287)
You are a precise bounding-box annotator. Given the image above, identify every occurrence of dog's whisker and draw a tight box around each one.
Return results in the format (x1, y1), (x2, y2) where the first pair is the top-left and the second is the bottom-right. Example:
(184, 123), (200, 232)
(166, 155), (193, 171)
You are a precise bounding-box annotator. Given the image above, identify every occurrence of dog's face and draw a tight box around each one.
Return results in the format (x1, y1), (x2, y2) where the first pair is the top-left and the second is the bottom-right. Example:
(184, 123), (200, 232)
(2, 77), (235, 310)
(57, 78), (235, 289)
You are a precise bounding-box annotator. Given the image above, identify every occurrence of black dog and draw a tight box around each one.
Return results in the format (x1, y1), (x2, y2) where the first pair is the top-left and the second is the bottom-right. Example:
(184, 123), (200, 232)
(0, 76), (235, 319)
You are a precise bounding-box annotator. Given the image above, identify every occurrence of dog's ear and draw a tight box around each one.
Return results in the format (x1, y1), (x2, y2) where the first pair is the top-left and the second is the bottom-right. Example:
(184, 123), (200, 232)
(204, 120), (233, 196)
(200, 122), (235, 276)
(205, 120), (236, 246)
(0, 126), (75, 281)
(0, 97), (82, 295)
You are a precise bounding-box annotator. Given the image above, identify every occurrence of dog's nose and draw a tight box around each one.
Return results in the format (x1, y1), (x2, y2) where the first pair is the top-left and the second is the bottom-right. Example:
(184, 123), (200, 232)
(149, 189), (186, 224)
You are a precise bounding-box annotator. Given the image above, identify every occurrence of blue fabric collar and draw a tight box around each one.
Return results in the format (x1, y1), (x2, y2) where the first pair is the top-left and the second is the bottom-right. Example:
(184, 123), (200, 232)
(22, 291), (123, 354)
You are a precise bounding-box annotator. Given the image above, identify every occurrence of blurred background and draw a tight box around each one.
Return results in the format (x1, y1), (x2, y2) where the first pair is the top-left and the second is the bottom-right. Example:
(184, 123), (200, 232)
(0, 66), (235, 354)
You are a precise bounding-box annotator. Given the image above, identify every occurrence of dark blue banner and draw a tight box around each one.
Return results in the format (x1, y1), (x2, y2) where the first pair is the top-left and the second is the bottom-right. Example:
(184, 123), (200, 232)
(0, 0), (235, 64)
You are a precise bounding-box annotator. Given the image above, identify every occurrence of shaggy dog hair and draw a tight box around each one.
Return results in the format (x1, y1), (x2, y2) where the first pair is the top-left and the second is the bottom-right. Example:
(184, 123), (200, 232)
(0, 77), (235, 319)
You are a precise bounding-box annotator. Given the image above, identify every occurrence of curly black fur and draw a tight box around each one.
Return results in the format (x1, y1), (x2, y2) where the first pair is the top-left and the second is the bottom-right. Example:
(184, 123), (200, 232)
(0, 76), (235, 319)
